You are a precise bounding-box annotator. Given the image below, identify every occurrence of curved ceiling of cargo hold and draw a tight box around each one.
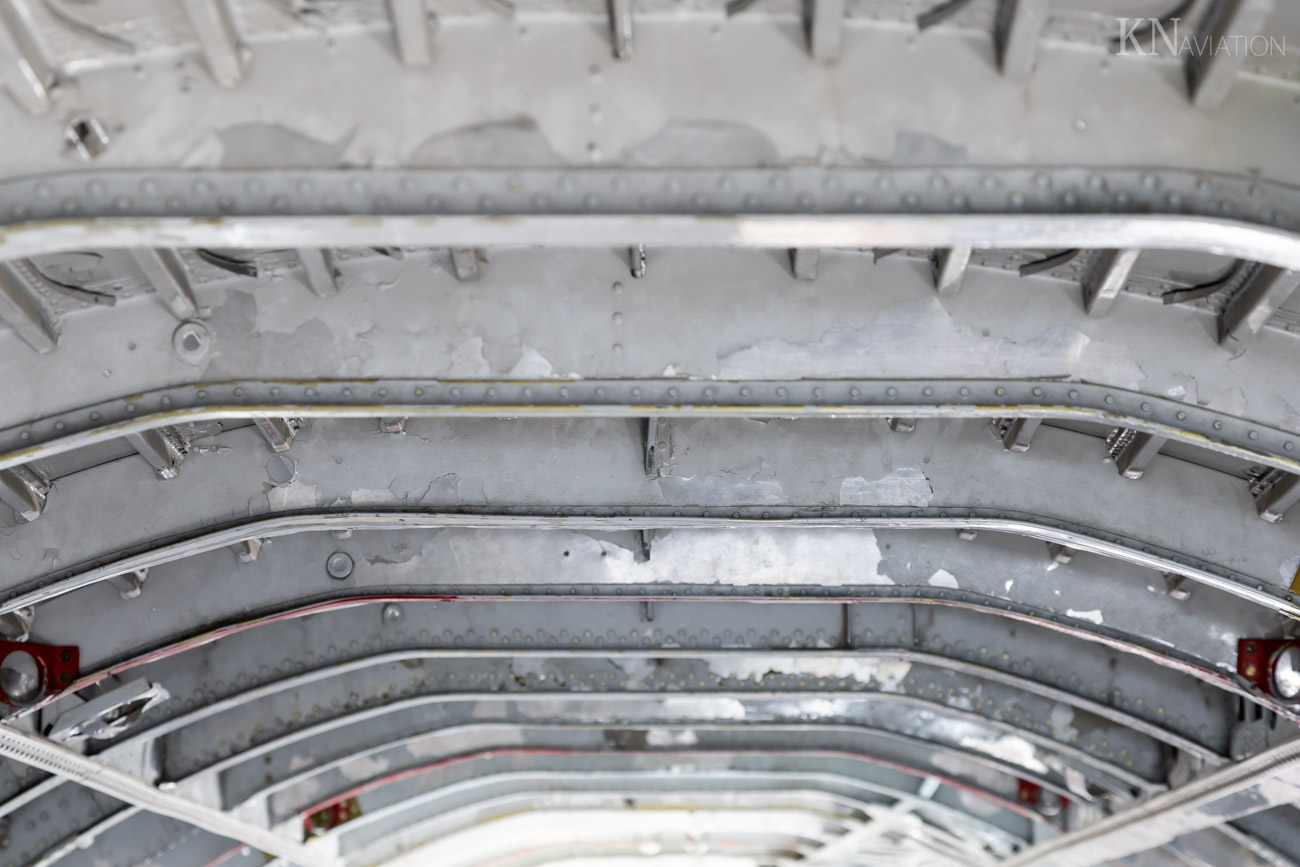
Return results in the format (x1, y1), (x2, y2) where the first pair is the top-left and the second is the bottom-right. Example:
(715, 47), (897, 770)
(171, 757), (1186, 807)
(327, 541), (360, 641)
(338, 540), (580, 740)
(5, 194), (1300, 865)
(5, 191), (1300, 867)
(1, 387), (1299, 867)
(0, 1), (1299, 867)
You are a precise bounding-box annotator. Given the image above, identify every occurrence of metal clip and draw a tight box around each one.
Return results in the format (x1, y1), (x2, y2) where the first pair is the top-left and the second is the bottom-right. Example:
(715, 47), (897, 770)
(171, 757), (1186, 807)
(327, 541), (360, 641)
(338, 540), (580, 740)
(107, 568), (148, 600)
(50, 679), (169, 742)
(0, 465), (49, 522)
(645, 418), (670, 477)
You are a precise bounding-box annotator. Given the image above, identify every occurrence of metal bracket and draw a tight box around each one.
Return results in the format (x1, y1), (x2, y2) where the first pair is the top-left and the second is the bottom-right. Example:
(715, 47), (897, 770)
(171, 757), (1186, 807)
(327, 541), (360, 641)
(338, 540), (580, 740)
(380, 417), (407, 434)
(1081, 249), (1141, 316)
(49, 678), (169, 742)
(789, 248), (818, 281)
(1249, 470), (1300, 523)
(306, 795), (362, 838)
(1219, 265), (1300, 344)
(805, 0), (844, 61)
(1047, 543), (1074, 566)
(0, 640), (76, 706)
(1106, 429), (1165, 480)
(994, 0), (1050, 80)
(387, 0), (433, 66)
(0, 607), (32, 642)
(607, 0), (633, 58)
(1016, 779), (1068, 817)
(107, 568), (148, 600)
(644, 417), (671, 477)
(887, 418), (916, 433)
(450, 247), (480, 281)
(180, 0), (246, 87)
(232, 538), (263, 563)
(0, 465), (48, 521)
(1228, 701), (1273, 760)
(993, 418), (1041, 452)
(1237, 638), (1300, 702)
(126, 428), (187, 480)
(296, 248), (340, 298)
(1153, 573), (1191, 602)
(930, 246), (971, 295)
(1187, 0), (1277, 110)
(131, 249), (200, 321)
(252, 417), (302, 453)
(0, 0), (54, 115)
(635, 529), (654, 563)
(0, 260), (58, 353)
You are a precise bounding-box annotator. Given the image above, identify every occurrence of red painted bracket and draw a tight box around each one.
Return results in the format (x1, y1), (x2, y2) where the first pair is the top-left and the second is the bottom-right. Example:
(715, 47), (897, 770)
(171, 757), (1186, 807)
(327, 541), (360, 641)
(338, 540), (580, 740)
(0, 641), (77, 706)
(1017, 779), (1069, 815)
(1238, 638), (1300, 699)
(305, 796), (361, 838)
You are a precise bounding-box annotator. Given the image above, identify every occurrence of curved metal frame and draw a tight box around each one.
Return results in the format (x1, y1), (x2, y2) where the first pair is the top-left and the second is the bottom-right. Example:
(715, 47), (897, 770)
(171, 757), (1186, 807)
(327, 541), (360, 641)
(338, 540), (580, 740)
(0, 167), (1299, 268)
(37, 646), (1218, 761)
(10, 506), (1298, 621)
(4, 377), (1299, 483)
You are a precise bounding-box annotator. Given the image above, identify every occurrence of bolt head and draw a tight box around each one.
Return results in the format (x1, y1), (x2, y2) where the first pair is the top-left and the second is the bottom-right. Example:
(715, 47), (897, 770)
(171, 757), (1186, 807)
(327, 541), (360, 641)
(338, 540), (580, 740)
(326, 552), (354, 580)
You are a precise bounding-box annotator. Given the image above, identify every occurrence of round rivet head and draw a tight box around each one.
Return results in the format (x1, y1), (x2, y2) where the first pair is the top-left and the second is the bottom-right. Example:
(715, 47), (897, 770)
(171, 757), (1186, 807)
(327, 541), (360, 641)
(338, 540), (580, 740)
(382, 603), (404, 624)
(326, 552), (354, 580)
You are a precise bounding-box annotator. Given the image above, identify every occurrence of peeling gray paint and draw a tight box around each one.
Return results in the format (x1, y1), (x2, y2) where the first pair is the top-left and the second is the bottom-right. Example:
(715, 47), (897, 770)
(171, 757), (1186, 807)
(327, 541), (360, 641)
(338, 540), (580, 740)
(658, 470), (786, 507)
(839, 468), (933, 507)
(928, 569), (958, 589)
(716, 313), (1148, 389)
(409, 118), (568, 167)
(705, 656), (912, 691)
(625, 120), (780, 167)
(215, 123), (354, 169)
